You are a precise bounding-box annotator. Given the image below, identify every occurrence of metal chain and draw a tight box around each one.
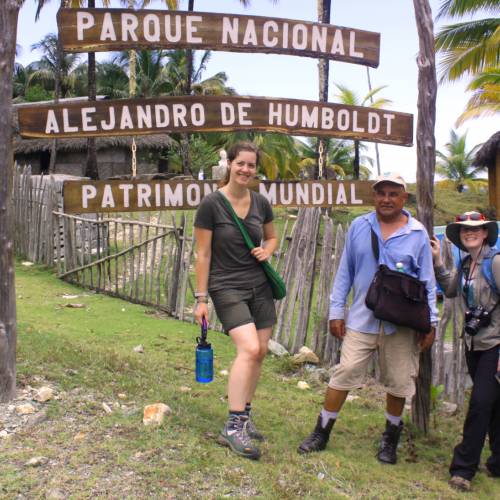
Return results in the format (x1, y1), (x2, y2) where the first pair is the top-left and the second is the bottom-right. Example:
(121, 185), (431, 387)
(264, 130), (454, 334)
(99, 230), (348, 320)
(131, 138), (137, 178)
(318, 139), (325, 179)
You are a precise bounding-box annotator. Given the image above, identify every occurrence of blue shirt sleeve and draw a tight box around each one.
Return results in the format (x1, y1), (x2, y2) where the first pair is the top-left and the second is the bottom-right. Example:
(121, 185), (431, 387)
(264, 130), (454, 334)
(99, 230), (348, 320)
(329, 224), (355, 320)
(417, 234), (439, 326)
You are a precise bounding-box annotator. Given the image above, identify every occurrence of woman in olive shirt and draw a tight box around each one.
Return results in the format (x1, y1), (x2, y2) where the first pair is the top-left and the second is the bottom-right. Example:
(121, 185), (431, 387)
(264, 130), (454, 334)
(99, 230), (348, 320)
(194, 142), (278, 460)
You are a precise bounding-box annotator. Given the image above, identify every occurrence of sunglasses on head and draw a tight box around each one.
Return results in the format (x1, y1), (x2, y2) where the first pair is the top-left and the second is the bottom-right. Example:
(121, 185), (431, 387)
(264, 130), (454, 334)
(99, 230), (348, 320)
(455, 213), (485, 222)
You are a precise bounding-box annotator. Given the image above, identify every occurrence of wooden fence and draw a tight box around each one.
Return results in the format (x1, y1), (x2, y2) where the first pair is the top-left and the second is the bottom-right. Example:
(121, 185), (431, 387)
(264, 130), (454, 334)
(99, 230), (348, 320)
(13, 166), (466, 404)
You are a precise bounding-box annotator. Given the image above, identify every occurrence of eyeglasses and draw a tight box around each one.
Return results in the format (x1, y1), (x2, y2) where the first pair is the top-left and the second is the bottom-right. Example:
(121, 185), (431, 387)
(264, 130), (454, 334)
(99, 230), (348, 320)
(455, 212), (485, 222)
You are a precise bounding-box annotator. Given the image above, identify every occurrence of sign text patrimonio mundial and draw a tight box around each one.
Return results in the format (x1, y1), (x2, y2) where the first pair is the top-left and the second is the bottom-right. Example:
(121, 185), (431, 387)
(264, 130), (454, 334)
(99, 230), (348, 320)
(18, 96), (413, 146)
(62, 180), (375, 214)
(58, 8), (380, 67)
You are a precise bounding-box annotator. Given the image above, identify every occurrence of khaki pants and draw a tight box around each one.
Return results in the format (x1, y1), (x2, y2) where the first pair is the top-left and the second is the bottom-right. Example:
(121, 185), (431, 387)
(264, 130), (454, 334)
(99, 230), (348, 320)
(328, 326), (420, 399)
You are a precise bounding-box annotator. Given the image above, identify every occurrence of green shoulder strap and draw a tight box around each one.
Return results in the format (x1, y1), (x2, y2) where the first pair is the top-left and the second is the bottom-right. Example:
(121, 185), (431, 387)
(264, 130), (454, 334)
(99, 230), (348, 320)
(218, 191), (256, 251)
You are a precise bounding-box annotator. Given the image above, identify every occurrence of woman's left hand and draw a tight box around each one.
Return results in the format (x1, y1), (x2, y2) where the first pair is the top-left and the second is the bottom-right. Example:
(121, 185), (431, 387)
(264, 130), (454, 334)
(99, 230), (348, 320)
(251, 246), (270, 262)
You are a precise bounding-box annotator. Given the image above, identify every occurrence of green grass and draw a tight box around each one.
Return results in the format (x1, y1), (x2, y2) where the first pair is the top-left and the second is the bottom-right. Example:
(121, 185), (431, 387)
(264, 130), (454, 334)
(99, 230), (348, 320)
(2, 262), (499, 498)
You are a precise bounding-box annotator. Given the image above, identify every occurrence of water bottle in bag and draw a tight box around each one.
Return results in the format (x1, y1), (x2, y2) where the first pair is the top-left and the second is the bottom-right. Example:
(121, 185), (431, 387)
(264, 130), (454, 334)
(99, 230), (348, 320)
(195, 317), (213, 383)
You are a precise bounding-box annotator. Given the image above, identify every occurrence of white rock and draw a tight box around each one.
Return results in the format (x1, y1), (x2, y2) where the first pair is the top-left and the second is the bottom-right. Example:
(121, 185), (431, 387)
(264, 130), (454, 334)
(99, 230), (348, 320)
(346, 395), (359, 402)
(317, 472), (325, 480)
(441, 401), (458, 415)
(102, 402), (113, 414)
(117, 393), (127, 399)
(179, 386), (192, 393)
(16, 403), (36, 415)
(267, 339), (289, 357)
(292, 346), (320, 365)
(0, 430), (9, 439)
(297, 381), (310, 390)
(34, 386), (54, 403)
(219, 370), (229, 376)
(133, 345), (144, 353)
(21, 261), (34, 267)
(143, 403), (172, 426)
(25, 456), (48, 467)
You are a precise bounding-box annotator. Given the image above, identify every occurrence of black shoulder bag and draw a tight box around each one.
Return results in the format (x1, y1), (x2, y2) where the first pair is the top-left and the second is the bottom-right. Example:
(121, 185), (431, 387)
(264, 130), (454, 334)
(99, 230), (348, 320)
(365, 229), (431, 333)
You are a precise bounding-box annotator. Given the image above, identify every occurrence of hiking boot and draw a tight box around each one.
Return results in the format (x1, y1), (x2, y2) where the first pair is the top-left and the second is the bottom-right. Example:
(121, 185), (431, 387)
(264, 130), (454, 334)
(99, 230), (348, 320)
(297, 415), (335, 454)
(217, 416), (261, 460)
(449, 475), (471, 492)
(246, 416), (265, 441)
(377, 420), (403, 464)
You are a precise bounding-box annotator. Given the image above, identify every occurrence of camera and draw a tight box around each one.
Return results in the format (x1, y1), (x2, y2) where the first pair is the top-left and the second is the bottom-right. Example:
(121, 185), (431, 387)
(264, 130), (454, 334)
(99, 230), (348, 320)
(464, 306), (491, 336)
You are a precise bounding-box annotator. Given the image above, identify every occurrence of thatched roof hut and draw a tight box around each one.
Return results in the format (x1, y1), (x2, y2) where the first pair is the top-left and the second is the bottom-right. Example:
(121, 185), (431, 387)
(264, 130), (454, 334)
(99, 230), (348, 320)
(12, 100), (174, 179)
(474, 131), (500, 169)
(474, 131), (500, 213)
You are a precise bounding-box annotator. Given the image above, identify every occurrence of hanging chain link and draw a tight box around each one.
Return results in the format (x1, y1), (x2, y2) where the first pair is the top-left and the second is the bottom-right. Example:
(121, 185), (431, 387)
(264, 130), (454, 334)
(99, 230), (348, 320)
(318, 139), (325, 179)
(131, 138), (137, 178)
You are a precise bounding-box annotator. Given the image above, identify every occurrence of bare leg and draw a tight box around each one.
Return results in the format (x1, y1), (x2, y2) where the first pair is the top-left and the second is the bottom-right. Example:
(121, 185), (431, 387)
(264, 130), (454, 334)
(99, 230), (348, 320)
(245, 326), (273, 404)
(227, 323), (261, 411)
(324, 387), (349, 412)
(386, 393), (405, 417)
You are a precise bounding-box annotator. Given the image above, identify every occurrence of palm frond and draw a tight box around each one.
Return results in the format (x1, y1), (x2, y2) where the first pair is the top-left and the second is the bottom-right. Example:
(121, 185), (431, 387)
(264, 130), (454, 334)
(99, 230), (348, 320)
(437, 0), (500, 20)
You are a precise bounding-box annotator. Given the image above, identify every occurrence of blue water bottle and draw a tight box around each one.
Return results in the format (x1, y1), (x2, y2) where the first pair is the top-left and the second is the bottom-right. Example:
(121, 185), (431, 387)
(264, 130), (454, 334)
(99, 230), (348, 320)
(196, 318), (213, 383)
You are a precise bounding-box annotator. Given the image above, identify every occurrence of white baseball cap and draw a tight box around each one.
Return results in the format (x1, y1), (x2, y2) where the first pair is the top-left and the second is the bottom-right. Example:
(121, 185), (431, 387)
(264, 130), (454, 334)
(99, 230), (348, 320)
(372, 172), (407, 191)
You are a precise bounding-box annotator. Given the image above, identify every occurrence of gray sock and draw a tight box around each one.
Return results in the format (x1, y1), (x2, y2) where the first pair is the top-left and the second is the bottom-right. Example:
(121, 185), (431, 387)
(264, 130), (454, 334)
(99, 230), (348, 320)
(385, 411), (402, 426)
(320, 408), (338, 427)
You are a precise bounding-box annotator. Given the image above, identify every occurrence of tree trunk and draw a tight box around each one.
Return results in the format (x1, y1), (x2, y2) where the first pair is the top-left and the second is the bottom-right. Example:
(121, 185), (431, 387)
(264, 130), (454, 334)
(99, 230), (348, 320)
(181, 0), (195, 176)
(314, 0), (331, 180)
(0, 0), (22, 403)
(353, 140), (360, 179)
(412, 0), (437, 434)
(85, 0), (98, 179)
(49, 3), (65, 174)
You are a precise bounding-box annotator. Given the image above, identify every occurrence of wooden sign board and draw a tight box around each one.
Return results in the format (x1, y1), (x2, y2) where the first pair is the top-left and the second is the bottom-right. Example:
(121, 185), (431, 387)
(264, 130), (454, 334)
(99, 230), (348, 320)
(58, 8), (380, 67)
(19, 95), (413, 146)
(62, 179), (375, 214)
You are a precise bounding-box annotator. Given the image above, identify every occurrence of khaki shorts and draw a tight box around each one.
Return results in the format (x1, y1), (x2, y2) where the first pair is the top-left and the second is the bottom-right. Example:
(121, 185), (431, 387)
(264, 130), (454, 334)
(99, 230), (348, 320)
(328, 326), (420, 399)
(210, 282), (276, 334)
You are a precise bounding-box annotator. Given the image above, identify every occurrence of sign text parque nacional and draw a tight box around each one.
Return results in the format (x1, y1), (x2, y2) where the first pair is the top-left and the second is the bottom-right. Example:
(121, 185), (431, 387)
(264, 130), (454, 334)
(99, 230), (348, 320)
(19, 95), (413, 146)
(63, 180), (375, 214)
(58, 8), (380, 67)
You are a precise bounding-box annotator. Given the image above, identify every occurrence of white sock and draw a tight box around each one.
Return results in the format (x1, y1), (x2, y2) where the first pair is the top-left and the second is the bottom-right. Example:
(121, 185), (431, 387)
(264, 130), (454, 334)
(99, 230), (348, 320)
(320, 408), (338, 427)
(385, 411), (402, 426)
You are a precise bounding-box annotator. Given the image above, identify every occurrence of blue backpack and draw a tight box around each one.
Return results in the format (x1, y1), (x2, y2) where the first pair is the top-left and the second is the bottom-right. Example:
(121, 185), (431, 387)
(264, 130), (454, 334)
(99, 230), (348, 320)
(459, 247), (500, 296)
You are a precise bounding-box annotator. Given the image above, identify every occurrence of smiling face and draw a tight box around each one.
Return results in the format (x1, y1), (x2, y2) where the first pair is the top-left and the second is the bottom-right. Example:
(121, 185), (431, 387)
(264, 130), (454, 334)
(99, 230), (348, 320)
(228, 150), (257, 187)
(373, 182), (408, 220)
(459, 226), (488, 252)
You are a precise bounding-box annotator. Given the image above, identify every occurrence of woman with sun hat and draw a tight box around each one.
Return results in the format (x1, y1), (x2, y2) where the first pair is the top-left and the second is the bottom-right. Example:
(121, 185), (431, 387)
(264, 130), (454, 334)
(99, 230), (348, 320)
(431, 212), (500, 491)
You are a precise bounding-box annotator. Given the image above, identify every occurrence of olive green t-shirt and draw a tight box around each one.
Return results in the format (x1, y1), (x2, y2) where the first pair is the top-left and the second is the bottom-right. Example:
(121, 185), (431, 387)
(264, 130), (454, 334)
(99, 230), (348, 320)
(194, 190), (274, 292)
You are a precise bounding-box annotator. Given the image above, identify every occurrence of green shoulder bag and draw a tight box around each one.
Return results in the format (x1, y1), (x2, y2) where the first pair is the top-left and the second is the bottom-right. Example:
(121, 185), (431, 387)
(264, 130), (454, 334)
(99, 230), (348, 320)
(219, 192), (286, 300)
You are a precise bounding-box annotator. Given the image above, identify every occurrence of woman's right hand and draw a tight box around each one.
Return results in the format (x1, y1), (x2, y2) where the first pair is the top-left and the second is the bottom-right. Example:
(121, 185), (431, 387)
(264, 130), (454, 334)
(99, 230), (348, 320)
(430, 236), (442, 265)
(194, 301), (209, 326)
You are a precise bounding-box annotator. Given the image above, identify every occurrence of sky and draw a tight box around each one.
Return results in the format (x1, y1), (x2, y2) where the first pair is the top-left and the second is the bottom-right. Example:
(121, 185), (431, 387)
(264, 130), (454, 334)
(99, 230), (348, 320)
(16, 0), (499, 182)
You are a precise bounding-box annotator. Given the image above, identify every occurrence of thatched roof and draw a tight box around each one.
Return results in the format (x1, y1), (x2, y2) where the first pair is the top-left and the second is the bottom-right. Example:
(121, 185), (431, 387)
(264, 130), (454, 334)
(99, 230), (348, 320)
(12, 99), (174, 155)
(474, 131), (500, 168)
(13, 134), (174, 155)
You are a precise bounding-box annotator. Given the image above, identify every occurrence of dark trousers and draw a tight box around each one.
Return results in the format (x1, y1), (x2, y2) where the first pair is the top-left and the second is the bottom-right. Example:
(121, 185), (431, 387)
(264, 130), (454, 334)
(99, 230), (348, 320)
(450, 345), (500, 480)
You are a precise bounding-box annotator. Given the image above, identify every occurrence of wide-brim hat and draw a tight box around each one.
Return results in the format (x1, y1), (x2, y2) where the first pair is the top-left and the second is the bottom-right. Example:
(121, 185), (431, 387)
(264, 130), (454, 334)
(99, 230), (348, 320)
(446, 212), (498, 251)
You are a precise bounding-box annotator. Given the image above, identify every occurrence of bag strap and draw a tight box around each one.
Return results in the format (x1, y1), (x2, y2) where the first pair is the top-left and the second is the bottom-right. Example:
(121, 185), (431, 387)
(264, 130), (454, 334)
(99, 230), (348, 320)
(482, 249), (500, 296)
(218, 191), (255, 251)
(371, 228), (380, 262)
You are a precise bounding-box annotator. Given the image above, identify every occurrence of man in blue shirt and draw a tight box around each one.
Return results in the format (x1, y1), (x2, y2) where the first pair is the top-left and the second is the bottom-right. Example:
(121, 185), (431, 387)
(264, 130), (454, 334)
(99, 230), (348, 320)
(298, 173), (438, 464)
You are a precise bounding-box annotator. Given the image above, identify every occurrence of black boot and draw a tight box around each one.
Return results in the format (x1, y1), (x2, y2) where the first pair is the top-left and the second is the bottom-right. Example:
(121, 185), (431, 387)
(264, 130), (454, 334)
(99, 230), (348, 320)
(297, 415), (335, 454)
(377, 420), (403, 464)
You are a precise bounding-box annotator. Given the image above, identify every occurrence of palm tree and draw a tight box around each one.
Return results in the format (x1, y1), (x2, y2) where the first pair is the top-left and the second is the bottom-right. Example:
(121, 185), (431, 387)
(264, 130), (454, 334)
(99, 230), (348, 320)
(29, 34), (82, 97)
(436, 130), (486, 192)
(96, 61), (129, 99)
(455, 67), (500, 125)
(435, 0), (499, 83)
(334, 83), (392, 179)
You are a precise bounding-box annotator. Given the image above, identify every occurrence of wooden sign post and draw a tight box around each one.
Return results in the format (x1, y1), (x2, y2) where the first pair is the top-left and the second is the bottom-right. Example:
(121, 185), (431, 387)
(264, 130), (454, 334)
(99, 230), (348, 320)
(57, 8), (380, 67)
(18, 95), (413, 146)
(62, 179), (375, 214)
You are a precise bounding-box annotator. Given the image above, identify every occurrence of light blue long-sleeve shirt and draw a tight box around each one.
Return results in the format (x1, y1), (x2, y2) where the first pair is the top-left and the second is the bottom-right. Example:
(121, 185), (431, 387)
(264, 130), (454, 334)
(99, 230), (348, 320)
(329, 210), (438, 334)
